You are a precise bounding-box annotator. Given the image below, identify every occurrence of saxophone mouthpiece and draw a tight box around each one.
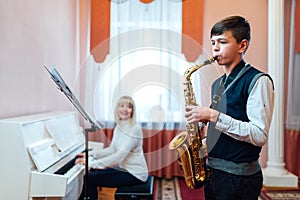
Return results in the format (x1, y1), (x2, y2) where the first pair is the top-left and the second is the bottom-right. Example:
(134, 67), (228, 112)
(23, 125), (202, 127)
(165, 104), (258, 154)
(204, 56), (217, 65)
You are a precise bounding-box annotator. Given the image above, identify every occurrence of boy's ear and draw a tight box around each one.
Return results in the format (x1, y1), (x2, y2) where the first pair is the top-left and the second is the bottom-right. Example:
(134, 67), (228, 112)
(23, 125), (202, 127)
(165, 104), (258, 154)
(239, 39), (249, 53)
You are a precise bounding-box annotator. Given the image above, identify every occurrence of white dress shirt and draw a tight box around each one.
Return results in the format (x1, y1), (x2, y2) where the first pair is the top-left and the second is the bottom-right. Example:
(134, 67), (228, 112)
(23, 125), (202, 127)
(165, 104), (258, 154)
(215, 76), (274, 147)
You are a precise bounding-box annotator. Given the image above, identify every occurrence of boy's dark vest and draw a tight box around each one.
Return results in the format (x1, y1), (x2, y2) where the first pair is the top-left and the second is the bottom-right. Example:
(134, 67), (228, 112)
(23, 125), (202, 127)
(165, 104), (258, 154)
(207, 62), (265, 164)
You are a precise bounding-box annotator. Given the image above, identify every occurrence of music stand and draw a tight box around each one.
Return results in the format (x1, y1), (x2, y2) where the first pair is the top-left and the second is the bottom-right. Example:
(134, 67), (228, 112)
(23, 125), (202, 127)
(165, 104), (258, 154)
(44, 66), (103, 200)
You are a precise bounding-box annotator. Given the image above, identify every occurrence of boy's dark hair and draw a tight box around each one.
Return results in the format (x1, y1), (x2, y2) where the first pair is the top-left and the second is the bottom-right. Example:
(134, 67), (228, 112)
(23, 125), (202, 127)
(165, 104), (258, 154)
(210, 16), (251, 43)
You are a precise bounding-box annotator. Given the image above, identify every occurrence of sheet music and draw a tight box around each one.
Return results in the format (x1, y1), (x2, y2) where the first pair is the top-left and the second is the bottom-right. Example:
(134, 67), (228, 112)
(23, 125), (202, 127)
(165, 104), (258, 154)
(27, 139), (58, 171)
(45, 119), (80, 152)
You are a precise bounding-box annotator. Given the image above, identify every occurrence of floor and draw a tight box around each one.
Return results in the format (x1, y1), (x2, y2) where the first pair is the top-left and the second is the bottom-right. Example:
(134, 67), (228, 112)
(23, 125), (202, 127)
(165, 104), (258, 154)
(97, 179), (300, 200)
(98, 187), (117, 200)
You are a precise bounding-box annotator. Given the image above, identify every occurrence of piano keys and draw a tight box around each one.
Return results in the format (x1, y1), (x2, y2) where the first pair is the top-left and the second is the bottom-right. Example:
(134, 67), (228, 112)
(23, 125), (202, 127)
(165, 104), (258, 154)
(0, 111), (88, 200)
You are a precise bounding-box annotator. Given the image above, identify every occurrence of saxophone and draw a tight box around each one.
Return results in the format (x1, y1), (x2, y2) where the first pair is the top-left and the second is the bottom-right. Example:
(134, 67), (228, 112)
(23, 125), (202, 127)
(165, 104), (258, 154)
(169, 56), (216, 189)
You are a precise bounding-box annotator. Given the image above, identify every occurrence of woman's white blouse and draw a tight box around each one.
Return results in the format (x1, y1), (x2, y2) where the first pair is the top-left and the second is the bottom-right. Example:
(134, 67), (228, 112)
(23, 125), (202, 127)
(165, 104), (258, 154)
(88, 121), (148, 182)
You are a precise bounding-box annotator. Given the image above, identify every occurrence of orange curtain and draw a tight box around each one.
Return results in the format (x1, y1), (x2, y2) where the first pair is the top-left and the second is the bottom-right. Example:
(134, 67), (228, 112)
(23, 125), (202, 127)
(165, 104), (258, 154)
(89, 128), (183, 178)
(139, 0), (154, 3)
(295, 0), (300, 53)
(284, 129), (300, 177)
(182, 0), (204, 62)
(143, 129), (183, 178)
(89, 129), (114, 148)
(90, 0), (204, 63)
(90, 0), (110, 63)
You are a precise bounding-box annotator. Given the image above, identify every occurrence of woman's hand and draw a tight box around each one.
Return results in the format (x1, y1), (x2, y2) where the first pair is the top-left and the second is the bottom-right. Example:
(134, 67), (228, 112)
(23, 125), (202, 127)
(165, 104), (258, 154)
(75, 153), (86, 166)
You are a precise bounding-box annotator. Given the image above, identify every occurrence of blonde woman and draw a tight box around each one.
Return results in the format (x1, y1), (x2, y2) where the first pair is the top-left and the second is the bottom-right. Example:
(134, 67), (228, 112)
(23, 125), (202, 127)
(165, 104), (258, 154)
(76, 96), (148, 200)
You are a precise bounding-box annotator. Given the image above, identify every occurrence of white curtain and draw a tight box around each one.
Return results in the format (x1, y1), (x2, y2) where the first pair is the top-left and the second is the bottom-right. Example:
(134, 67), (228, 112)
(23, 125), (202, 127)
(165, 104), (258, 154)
(84, 0), (220, 129)
(286, 0), (300, 130)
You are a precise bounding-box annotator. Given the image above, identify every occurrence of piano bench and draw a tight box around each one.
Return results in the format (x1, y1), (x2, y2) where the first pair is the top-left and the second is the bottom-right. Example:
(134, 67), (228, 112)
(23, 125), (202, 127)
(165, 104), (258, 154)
(114, 176), (154, 200)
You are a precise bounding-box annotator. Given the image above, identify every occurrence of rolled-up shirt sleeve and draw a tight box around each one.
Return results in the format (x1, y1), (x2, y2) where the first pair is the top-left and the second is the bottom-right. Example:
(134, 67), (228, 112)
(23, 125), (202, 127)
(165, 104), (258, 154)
(214, 76), (274, 146)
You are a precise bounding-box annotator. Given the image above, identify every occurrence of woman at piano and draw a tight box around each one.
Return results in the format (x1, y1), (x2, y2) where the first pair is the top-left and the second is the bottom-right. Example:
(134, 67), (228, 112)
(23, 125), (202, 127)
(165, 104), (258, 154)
(76, 96), (149, 200)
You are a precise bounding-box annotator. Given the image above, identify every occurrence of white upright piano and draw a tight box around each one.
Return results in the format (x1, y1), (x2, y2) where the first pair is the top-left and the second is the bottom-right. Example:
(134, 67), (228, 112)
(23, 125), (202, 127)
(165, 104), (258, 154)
(0, 111), (86, 200)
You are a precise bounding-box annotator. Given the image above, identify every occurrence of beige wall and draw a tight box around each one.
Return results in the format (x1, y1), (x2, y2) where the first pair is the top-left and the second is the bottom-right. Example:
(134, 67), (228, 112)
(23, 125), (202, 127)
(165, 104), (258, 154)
(0, 0), (80, 119)
(203, 0), (268, 72)
(0, 0), (271, 165)
(203, 0), (269, 168)
(0, 0), (293, 172)
(0, 0), (270, 119)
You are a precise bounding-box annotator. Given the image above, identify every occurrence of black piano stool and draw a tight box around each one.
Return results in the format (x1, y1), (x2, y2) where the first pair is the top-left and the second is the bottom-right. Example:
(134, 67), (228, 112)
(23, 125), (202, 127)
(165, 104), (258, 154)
(114, 176), (154, 200)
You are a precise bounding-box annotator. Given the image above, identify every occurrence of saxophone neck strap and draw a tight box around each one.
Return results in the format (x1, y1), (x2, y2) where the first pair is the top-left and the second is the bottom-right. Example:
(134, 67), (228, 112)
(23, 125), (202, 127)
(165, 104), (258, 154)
(211, 63), (252, 109)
